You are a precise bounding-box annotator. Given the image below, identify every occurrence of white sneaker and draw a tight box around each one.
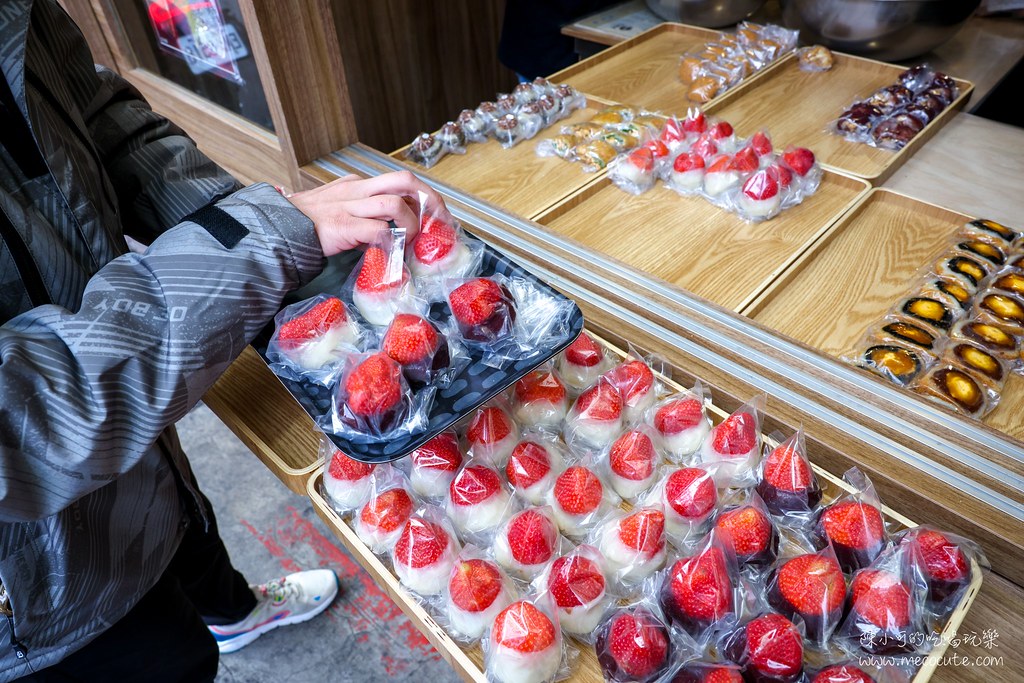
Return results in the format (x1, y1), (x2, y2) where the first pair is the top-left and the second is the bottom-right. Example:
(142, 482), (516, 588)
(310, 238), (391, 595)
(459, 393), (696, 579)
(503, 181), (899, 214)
(209, 569), (339, 653)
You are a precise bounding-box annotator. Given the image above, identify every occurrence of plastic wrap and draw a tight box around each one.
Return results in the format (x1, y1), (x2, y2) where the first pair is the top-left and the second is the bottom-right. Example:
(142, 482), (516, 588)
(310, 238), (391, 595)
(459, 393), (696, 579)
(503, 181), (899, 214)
(353, 465), (416, 554)
(895, 525), (987, 624)
(659, 530), (740, 642)
(380, 312), (452, 389)
(553, 83), (586, 117)
(939, 340), (1009, 392)
(445, 460), (515, 543)
(720, 611), (805, 682)
(556, 330), (611, 390)
(910, 362), (996, 417)
(408, 429), (464, 500)
(798, 45), (835, 72)
(815, 468), (889, 574)
(756, 429), (823, 517)
(483, 597), (569, 683)
(608, 147), (657, 195)
(575, 139), (618, 172)
(601, 352), (662, 424)
(592, 505), (668, 587)
(441, 545), (518, 642)
(327, 351), (432, 440)
(466, 404), (521, 468)
(547, 462), (619, 539)
(949, 317), (1018, 360)
(405, 132), (447, 168)
(699, 395), (765, 487)
(391, 507), (463, 598)
(266, 294), (363, 385)
(458, 108), (490, 143)
(767, 542), (847, 647)
(714, 491), (780, 569)
(322, 438), (377, 513)
(494, 113), (529, 149)
(594, 605), (674, 683)
(564, 378), (624, 449)
(438, 121), (468, 155)
(493, 506), (565, 580)
(665, 661), (746, 683)
(655, 465), (718, 548)
(512, 366), (569, 431)
(409, 199), (484, 282)
(648, 384), (712, 463)
(518, 102), (546, 140)
(347, 232), (417, 327)
(535, 544), (612, 641)
(973, 289), (1024, 335)
(958, 218), (1019, 250)
(604, 426), (662, 501)
(505, 436), (567, 506)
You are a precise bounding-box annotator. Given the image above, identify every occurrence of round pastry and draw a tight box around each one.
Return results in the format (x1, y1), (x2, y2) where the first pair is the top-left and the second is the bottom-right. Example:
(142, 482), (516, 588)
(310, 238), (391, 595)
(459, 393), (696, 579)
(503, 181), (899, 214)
(545, 548), (609, 635)
(531, 76), (555, 97)
(506, 440), (563, 505)
(899, 527), (972, 606)
(866, 84), (913, 114)
(557, 331), (606, 389)
(602, 359), (656, 423)
(575, 140), (617, 171)
(488, 602), (561, 683)
(607, 429), (659, 500)
(324, 449), (376, 510)
(457, 108), (489, 139)
(409, 431), (463, 499)
(276, 296), (360, 370)
(550, 465), (607, 537)
(394, 517), (460, 596)
(493, 508), (560, 580)
(653, 395), (710, 459)
(448, 277), (517, 343)
(727, 613), (804, 683)
(949, 319), (1018, 359)
(446, 557), (515, 640)
(496, 93), (518, 114)
(715, 504), (778, 567)
(446, 464), (512, 536)
(554, 83), (583, 115)
(817, 500), (886, 573)
(340, 353), (409, 433)
(798, 45), (834, 71)
(407, 132), (443, 166)
(381, 313), (450, 387)
(872, 113), (924, 149)
(905, 94), (944, 123)
(513, 82), (538, 106)
(355, 486), (415, 553)
(756, 438), (822, 514)
(494, 113), (524, 147)
(352, 246), (413, 326)
(565, 380), (623, 448)
(536, 94), (559, 126)
(738, 169), (781, 219)
(476, 101), (500, 126)
(437, 121), (466, 150)
(596, 609), (671, 683)
(668, 152), (706, 193)
(846, 569), (915, 654)
(898, 64), (932, 89)
(517, 102), (545, 136)
(835, 103), (882, 135)
(611, 148), (655, 191)
(466, 405), (520, 468)
(661, 467), (717, 542)
(513, 370), (568, 430)
(660, 544), (733, 637)
(700, 409), (760, 486)
(859, 344), (925, 386)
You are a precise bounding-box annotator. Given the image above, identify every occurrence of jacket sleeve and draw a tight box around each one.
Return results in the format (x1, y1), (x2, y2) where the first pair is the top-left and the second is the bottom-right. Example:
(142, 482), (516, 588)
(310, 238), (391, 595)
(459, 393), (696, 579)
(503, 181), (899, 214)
(0, 184), (324, 523)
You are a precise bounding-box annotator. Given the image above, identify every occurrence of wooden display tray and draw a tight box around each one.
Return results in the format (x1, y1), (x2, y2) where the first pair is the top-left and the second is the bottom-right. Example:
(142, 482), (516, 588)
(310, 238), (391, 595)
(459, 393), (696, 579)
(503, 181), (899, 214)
(706, 53), (974, 185)
(533, 171), (869, 313)
(306, 332), (982, 683)
(549, 22), (780, 115)
(743, 189), (1024, 441)
(391, 98), (617, 221)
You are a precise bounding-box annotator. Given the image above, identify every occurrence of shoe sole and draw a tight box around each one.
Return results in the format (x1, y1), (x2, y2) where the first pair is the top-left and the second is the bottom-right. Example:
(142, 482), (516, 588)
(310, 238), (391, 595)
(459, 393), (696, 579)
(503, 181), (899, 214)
(216, 582), (338, 654)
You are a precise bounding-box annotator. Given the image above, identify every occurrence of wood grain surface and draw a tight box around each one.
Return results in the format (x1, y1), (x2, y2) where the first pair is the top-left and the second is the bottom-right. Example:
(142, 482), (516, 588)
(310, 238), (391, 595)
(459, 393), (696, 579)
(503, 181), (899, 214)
(745, 189), (1024, 443)
(536, 172), (868, 312)
(707, 53), (973, 184)
(390, 102), (613, 220)
(551, 24), (720, 114)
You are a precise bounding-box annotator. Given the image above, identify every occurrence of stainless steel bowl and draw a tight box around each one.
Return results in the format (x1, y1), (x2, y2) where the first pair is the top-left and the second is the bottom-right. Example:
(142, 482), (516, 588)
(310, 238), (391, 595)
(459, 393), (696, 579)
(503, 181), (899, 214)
(780, 0), (980, 62)
(644, 0), (767, 28)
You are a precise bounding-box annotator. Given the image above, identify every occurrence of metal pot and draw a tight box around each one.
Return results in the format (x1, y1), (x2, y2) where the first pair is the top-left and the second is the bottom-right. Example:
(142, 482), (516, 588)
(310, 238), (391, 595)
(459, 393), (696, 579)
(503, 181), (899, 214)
(644, 0), (768, 28)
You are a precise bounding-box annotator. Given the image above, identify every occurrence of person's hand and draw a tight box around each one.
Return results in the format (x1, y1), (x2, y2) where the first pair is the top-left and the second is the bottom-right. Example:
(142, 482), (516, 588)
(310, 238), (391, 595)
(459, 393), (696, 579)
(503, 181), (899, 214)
(287, 171), (446, 256)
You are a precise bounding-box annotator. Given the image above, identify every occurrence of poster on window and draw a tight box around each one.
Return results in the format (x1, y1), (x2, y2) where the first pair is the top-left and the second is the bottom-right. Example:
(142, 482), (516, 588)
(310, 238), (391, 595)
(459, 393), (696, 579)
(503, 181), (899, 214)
(146, 0), (248, 82)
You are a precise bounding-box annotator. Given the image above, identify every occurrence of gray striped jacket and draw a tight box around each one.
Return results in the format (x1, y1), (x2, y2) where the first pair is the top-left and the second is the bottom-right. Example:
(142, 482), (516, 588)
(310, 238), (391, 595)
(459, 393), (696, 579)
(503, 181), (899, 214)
(0, 0), (324, 678)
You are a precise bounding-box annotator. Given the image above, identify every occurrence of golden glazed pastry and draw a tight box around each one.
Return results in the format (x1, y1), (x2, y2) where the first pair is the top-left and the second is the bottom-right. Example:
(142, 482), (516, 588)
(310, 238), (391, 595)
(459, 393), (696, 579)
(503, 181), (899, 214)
(954, 240), (1006, 266)
(688, 76), (721, 103)
(860, 345), (924, 385)
(949, 319), (1019, 359)
(944, 342), (1005, 387)
(936, 256), (989, 287)
(563, 122), (604, 142)
(896, 296), (955, 331)
(798, 45), (834, 71)
(961, 219), (1018, 247)
(877, 319), (938, 350)
(919, 279), (973, 311)
(913, 366), (988, 417)
(574, 140), (617, 170)
(679, 56), (703, 84)
(991, 273), (1024, 299)
(976, 292), (1024, 333)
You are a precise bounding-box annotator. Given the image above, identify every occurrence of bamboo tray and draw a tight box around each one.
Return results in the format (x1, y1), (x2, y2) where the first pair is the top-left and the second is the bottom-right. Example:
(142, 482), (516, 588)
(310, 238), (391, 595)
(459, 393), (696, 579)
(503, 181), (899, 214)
(533, 171), (869, 313)
(743, 188), (1024, 441)
(549, 22), (779, 116)
(706, 53), (973, 185)
(306, 331), (982, 683)
(391, 99), (616, 221)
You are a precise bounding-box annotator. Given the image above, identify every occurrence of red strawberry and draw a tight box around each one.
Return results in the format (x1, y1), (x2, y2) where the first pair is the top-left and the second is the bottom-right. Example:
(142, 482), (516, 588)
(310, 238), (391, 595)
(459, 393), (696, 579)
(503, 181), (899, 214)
(660, 118), (686, 144)
(691, 135), (718, 159)
(850, 569), (911, 629)
(449, 558), (503, 612)
(777, 554), (846, 616)
(716, 505), (773, 559)
(603, 360), (654, 404)
(645, 138), (670, 158)
(617, 508), (665, 555)
(573, 380), (623, 421)
(564, 332), (604, 367)
(729, 147), (760, 173)
(505, 509), (557, 565)
(674, 152), (706, 173)
(278, 297), (347, 348)
(356, 246), (405, 293)
(554, 466), (603, 515)
(910, 529), (968, 582)
(344, 353), (404, 418)
(703, 668), (744, 683)
(599, 610), (670, 680)
(414, 216), (457, 264)
(768, 163), (793, 189)
(663, 546), (733, 625)
(610, 430), (656, 481)
(467, 406), (514, 445)
(411, 431), (462, 472)
(783, 147), (816, 176)
(328, 450), (375, 481)
(628, 147), (655, 172)
(744, 613), (803, 678)
(394, 518), (450, 568)
(360, 488), (414, 532)
(449, 464), (502, 506)
(821, 501), (885, 550)
(683, 111), (707, 134)
(514, 370), (566, 405)
(506, 441), (552, 489)
(707, 155), (732, 174)
(751, 131), (773, 157)
(491, 601), (556, 653)
(711, 412), (758, 456)
(665, 468), (717, 518)
(812, 663), (876, 683)
(548, 553), (605, 607)
(763, 444), (812, 492)
(742, 170), (780, 200)
(449, 278), (516, 341)
(382, 314), (439, 365)
(655, 398), (704, 435)
(710, 121), (734, 140)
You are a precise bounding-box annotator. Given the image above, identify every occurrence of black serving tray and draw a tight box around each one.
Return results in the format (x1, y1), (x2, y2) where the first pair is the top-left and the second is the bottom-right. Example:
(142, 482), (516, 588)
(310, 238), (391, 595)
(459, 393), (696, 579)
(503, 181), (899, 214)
(252, 232), (584, 463)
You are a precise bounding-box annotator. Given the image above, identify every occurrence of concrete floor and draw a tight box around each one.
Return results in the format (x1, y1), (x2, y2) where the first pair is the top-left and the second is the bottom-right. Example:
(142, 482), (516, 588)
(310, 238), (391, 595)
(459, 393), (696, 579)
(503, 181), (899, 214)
(177, 403), (461, 683)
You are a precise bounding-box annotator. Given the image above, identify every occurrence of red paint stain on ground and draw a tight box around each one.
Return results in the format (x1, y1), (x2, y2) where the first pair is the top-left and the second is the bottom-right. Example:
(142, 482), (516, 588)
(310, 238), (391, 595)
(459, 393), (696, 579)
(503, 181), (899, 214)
(239, 508), (442, 668)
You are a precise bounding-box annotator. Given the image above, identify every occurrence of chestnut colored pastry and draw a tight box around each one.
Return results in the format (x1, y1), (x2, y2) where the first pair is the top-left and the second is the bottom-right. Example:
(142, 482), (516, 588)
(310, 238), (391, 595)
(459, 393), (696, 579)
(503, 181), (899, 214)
(513, 82), (538, 105)
(954, 240), (1005, 266)
(976, 292), (1024, 333)
(496, 93), (518, 114)
(866, 84), (913, 114)
(633, 114), (667, 130)
(897, 296), (955, 331)
(913, 366), (988, 417)
(949, 319), (1019, 359)
(879, 319), (938, 350)
(873, 113), (924, 149)
(457, 109), (488, 139)
(860, 345), (925, 385)
(517, 101), (545, 134)
(798, 45), (834, 71)
(599, 131), (638, 153)
(536, 94), (558, 124)
(590, 110), (624, 126)
(992, 273), (1024, 299)
(476, 101), (500, 125)
(836, 103), (882, 135)
(944, 342), (1005, 387)
(407, 133), (442, 166)
(437, 121), (466, 150)
(936, 255), (989, 287)
(688, 76), (721, 103)
(493, 114), (523, 147)
(679, 56), (703, 84)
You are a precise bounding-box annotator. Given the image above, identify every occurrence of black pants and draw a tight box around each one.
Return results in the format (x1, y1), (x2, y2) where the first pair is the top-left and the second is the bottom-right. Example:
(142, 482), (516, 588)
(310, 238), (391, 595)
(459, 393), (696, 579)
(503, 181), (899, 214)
(24, 494), (258, 683)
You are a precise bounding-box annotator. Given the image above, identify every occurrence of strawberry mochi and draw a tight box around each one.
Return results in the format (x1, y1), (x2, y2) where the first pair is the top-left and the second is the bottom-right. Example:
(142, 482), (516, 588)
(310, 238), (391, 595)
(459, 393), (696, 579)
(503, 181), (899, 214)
(512, 370), (568, 429)
(381, 313), (450, 386)
(725, 613), (804, 683)
(545, 546), (610, 635)
(466, 405), (520, 467)
(700, 407), (761, 486)
(597, 507), (667, 583)
(603, 360), (657, 422)
(668, 152), (705, 193)
(445, 557), (515, 639)
(550, 465), (609, 536)
(393, 516), (460, 596)
(487, 601), (562, 683)
(703, 155), (741, 197)
(446, 463), (512, 536)
(341, 353), (409, 433)
(409, 430), (463, 498)
(449, 277), (516, 343)
(410, 214), (474, 277)
(323, 449), (376, 510)
(660, 542), (735, 636)
(596, 608), (671, 683)
(557, 331), (606, 389)
(354, 485), (415, 553)
(352, 245), (414, 326)
(661, 467), (718, 542)
(653, 394), (710, 459)
(506, 440), (564, 505)
(565, 379), (623, 448)
(276, 296), (359, 370)
(493, 508), (561, 580)
(607, 429), (659, 500)
(612, 147), (656, 191)
(738, 169), (781, 219)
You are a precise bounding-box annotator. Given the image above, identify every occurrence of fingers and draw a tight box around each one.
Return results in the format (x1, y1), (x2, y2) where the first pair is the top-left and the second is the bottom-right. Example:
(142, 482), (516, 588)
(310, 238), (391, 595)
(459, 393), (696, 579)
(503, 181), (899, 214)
(323, 216), (392, 254)
(341, 195), (420, 238)
(349, 171), (445, 212)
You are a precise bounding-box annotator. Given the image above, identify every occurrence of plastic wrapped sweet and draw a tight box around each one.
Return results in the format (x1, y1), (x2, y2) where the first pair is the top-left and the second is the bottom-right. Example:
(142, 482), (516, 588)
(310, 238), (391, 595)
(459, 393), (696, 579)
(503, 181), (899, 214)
(539, 544), (611, 638)
(496, 93), (519, 115)
(445, 461), (514, 540)
(890, 295), (958, 335)
(721, 612), (804, 683)
(856, 343), (930, 387)
(536, 94), (560, 127)
(548, 463), (617, 538)
(458, 108), (490, 143)
(408, 430), (463, 499)
(798, 45), (834, 71)
(767, 545), (846, 647)
(409, 210), (481, 280)
(493, 506), (563, 580)
(354, 469), (416, 553)
(447, 277), (517, 344)
(518, 102), (546, 140)
(594, 506), (667, 585)
(659, 531), (738, 639)
(514, 82), (539, 106)
(564, 378), (624, 449)
(392, 510), (462, 597)
(466, 405), (520, 468)
(561, 121), (605, 142)
(700, 396), (764, 487)
(267, 294), (362, 382)
(405, 132), (446, 168)
(867, 318), (941, 353)
(557, 331), (608, 389)
(911, 363), (993, 417)
(917, 277), (974, 312)
(959, 218), (1019, 249)
(595, 606), (672, 683)
(806, 662), (882, 683)
(815, 468), (888, 573)
(949, 318), (1018, 360)
(553, 83), (586, 117)
(941, 341), (1008, 392)
(485, 599), (565, 683)
(834, 103), (883, 138)
(606, 428), (660, 501)
(350, 240), (416, 327)
(866, 85), (914, 115)
(506, 438), (566, 506)
(756, 429), (823, 516)
(333, 352), (414, 436)
(951, 238), (1007, 268)
(512, 368), (569, 430)
(703, 154), (741, 199)
(381, 313), (450, 388)
(974, 290), (1024, 335)
(494, 113), (527, 149)
(444, 547), (517, 641)
(574, 140), (617, 172)
(667, 661), (746, 683)
(934, 254), (990, 289)
(781, 146), (822, 197)
(322, 442), (377, 512)
(989, 271), (1024, 300)
(896, 526), (984, 619)
(666, 152), (706, 195)
(609, 147), (657, 195)
(714, 494), (780, 568)
(736, 168), (783, 221)
(602, 357), (659, 424)
(438, 121), (467, 155)
(658, 466), (718, 545)
(873, 113), (925, 150)
(476, 101), (501, 131)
